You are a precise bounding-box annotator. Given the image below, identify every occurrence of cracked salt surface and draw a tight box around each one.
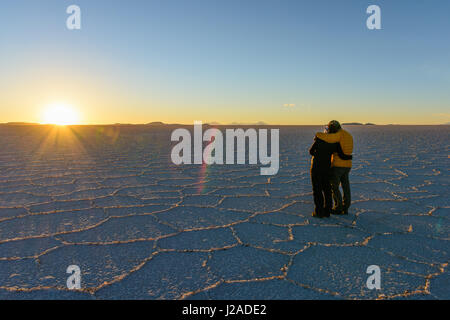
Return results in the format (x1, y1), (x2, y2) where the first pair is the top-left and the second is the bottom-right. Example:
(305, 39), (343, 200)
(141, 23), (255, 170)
(0, 125), (448, 299)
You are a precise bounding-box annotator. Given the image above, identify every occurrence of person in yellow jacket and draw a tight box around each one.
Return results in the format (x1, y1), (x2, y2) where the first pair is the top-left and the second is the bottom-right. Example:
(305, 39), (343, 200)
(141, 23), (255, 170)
(315, 120), (353, 215)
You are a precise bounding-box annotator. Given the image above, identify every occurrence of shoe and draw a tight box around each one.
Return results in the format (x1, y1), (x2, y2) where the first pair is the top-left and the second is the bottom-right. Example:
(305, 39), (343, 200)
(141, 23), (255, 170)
(312, 209), (325, 218)
(331, 208), (344, 215)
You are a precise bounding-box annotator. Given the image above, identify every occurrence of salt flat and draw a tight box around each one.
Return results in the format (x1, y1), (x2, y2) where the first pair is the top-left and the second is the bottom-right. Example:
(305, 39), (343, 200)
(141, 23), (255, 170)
(0, 125), (448, 299)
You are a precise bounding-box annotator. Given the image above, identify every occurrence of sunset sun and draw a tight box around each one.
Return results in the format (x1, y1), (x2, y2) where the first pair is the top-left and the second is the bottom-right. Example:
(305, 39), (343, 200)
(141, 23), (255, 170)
(42, 103), (80, 125)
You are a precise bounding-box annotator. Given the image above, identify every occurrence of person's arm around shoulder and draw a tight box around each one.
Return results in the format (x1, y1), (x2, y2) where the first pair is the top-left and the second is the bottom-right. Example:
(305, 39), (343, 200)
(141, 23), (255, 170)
(335, 142), (352, 160)
(315, 130), (341, 143)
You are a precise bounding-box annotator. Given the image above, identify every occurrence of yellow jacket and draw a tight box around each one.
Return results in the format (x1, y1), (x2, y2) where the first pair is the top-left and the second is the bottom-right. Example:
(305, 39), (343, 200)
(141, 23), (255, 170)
(316, 129), (353, 168)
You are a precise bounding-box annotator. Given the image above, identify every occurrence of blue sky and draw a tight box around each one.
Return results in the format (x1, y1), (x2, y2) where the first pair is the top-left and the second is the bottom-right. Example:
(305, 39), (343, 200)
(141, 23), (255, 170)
(1, 0), (449, 124)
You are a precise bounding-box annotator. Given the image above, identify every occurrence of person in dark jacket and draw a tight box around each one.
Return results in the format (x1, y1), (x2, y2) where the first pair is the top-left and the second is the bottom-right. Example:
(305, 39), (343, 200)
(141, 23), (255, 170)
(309, 133), (352, 218)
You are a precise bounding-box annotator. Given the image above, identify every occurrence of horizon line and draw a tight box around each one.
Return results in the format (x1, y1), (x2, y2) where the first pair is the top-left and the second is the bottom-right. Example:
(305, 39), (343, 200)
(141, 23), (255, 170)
(1, 122), (449, 127)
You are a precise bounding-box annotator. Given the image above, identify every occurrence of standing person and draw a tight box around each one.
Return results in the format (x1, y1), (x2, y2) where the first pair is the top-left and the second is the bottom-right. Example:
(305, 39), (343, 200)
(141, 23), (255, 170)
(315, 120), (353, 215)
(309, 132), (352, 218)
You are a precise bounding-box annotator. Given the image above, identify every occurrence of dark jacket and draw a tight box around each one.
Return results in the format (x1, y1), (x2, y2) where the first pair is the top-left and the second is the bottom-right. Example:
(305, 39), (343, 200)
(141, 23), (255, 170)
(309, 138), (352, 171)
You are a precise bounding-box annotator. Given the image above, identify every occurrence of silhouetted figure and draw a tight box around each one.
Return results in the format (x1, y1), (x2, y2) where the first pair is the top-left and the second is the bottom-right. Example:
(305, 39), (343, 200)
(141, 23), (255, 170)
(309, 135), (352, 218)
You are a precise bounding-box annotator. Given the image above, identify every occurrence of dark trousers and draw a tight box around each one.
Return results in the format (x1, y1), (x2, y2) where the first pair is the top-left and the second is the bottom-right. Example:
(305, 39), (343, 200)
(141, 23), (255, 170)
(311, 168), (332, 216)
(330, 167), (351, 212)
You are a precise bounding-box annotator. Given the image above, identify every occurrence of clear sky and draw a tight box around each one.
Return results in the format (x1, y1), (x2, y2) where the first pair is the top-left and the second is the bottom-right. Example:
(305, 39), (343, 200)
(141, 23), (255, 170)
(1, 0), (449, 125)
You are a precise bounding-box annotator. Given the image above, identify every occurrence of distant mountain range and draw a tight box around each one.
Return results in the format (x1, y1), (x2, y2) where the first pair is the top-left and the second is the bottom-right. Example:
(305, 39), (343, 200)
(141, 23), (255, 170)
(2, 122), (40, 125)
(2, 121), (450, 126)
(230, 121), (268, 126)
(147, 121), (270, 126)
(342, 122), (376, 126)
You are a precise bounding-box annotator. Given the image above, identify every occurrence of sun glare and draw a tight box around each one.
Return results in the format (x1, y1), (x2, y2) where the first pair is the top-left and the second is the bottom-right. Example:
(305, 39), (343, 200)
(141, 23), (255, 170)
(42, 103), (80, 125)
